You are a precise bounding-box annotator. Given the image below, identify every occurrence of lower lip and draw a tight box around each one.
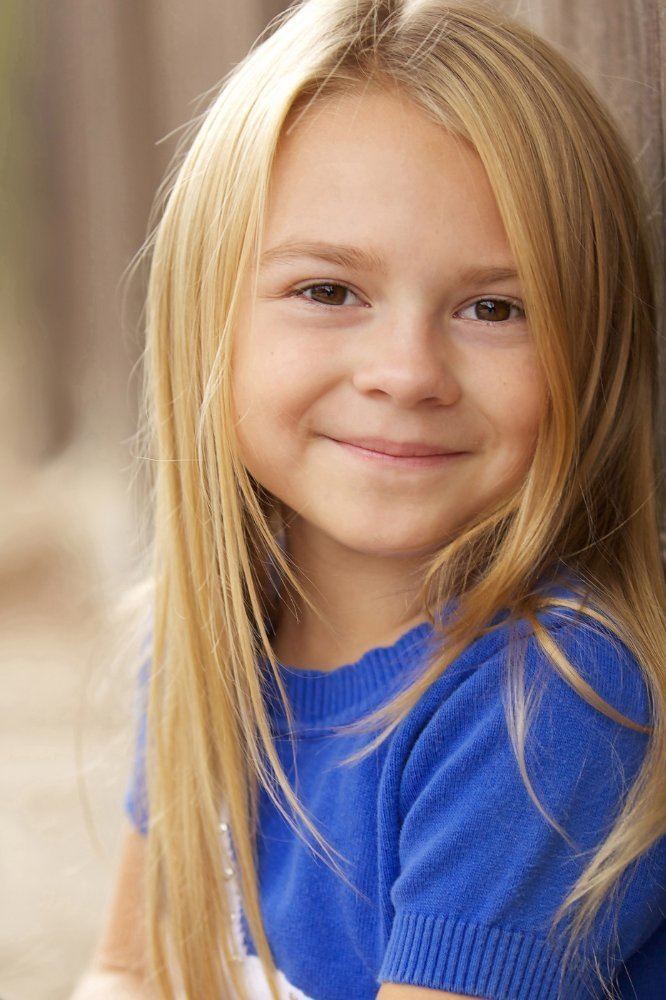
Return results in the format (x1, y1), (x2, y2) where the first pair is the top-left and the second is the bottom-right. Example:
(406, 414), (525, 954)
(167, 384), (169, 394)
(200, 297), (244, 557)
(327, 438), (468, 469)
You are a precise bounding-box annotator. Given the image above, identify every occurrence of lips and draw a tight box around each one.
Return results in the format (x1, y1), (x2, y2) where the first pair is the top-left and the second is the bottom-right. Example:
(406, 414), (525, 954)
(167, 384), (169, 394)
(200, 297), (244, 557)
(326, 435), (463, 458)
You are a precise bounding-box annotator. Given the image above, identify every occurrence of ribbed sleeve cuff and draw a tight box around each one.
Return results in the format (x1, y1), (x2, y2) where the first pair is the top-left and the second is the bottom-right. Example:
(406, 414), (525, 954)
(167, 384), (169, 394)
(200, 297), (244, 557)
(378, 911), (578, 999)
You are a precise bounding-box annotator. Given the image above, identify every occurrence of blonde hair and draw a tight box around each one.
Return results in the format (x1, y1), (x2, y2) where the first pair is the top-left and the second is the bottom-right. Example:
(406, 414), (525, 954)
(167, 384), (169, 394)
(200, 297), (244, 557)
(121, 0), (666, 996)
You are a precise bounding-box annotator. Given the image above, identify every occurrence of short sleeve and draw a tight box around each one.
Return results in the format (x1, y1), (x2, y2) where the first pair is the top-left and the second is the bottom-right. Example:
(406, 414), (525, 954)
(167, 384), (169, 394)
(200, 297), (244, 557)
(123, 647), (151, 836)
(378, 618), (666, 999)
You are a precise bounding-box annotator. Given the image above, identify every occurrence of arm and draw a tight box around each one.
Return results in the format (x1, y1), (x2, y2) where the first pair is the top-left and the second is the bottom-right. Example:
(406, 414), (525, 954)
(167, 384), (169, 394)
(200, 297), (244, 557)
(69, 820), (155, 999)
(375, 620), (656, 998)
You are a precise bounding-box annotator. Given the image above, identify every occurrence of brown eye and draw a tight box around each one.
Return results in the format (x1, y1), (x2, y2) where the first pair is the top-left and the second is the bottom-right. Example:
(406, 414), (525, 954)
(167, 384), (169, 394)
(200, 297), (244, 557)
(477, 299), (510, 321)
(291, 283), (360, 308)
(458, 297), (525, 324)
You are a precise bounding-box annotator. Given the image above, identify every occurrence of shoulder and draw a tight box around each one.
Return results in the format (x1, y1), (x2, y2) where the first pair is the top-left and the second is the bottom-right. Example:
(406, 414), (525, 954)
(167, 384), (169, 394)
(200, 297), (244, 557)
(523, 595), (652, 729)
(432, 591), (652, 728)
(399, 594), (652, 805)
(386, 595), (663, 996)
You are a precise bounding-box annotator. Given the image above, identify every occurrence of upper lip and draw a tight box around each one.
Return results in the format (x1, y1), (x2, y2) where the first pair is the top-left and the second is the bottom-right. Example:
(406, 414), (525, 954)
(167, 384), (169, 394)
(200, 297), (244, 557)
(327, 435), (465, 457)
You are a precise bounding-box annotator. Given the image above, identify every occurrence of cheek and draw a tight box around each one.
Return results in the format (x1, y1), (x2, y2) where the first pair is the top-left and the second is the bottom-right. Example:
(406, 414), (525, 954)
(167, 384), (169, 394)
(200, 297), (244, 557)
(231, 328), (320, 472)
(234, 318), (325, 402)
(480, 355), (546, 457)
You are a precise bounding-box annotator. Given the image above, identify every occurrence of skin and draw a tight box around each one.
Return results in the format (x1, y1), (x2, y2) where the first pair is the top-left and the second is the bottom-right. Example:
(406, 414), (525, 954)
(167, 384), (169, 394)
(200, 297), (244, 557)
(232, 85), (546, 672)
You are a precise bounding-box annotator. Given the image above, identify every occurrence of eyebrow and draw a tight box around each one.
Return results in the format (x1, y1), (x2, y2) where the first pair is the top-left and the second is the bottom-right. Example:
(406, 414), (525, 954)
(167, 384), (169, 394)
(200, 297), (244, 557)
(259, 240), (520, 285)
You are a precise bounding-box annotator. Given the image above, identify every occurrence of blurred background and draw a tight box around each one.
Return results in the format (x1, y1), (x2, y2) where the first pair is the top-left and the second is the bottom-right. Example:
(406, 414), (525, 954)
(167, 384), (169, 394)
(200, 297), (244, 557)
(0, 2), (663, 998)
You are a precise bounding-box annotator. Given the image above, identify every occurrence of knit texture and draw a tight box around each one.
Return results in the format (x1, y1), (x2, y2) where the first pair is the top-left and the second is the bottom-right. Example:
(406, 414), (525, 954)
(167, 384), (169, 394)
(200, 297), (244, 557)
(124, 592), (665, 999)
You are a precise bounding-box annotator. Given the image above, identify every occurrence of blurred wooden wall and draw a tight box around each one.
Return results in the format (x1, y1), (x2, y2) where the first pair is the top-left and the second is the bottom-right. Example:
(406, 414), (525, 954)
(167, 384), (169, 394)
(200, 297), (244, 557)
(2, 0), (287, 468)
(526, 0), (665, 451)
(1, 0), (664, 499)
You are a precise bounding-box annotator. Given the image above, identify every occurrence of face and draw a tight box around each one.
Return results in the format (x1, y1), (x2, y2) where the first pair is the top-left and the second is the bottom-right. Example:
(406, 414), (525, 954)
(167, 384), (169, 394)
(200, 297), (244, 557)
(232, 87), (546, 561)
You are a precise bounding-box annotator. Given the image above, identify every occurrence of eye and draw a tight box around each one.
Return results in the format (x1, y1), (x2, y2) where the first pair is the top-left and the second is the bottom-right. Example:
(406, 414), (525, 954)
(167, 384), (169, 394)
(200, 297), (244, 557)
(288, 283), (525, 326)
(288, 282), (363, 309)
(456, 297), (525, 325)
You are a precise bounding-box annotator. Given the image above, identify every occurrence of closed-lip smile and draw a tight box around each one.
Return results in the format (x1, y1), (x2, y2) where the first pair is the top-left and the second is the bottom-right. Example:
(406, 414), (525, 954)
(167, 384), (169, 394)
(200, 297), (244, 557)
(326, 435), (465, 458)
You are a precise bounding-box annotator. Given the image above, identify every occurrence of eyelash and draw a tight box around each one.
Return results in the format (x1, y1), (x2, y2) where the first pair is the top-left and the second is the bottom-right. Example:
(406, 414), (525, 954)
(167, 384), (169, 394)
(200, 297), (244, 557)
(288, 282), (526, 324)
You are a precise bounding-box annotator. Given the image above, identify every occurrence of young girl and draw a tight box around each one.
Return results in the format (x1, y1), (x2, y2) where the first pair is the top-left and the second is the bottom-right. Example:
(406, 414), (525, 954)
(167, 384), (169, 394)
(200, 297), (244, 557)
(71, 1), (666, 998)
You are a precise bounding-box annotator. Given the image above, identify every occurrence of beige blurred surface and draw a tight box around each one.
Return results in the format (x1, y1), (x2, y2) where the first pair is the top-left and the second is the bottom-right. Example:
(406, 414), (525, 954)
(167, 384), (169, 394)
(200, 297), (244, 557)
(0, 444), (141, 1000)
(0, 2), (662, 998)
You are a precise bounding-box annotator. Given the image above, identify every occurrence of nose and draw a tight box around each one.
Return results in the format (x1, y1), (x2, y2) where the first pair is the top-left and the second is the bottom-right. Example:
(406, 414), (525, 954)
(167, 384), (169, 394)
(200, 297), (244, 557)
(350, 315), (462, 407)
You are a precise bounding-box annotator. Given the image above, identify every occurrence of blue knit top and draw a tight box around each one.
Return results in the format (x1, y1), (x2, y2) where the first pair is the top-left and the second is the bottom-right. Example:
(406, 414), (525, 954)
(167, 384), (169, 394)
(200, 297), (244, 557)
(124, 593), (665, 999)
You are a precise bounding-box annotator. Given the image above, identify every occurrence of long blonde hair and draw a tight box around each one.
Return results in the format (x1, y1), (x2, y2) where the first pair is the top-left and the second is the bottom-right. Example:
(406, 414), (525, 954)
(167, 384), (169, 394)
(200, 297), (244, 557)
(122, 1), (665, 996)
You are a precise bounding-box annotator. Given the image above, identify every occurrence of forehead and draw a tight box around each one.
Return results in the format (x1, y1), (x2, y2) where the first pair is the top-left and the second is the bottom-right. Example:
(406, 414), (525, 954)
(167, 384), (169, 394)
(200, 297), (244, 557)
(264, 87), (513, 272)
(274, 85), (474, 179)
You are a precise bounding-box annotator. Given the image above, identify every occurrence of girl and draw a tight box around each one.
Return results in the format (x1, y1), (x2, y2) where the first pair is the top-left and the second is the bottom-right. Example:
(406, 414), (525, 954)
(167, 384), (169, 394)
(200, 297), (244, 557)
(71, 1), (666, 998)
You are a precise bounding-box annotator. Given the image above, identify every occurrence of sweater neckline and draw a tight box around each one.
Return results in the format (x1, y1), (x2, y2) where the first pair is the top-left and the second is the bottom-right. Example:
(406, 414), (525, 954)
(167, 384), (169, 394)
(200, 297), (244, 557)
(259, 619), (439, 732)
(257, 570), (580, 733)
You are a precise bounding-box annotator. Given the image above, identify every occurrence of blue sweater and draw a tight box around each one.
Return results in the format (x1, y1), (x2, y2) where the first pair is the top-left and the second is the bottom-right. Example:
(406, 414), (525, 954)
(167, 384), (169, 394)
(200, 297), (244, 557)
(125, 597), (666, 999)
